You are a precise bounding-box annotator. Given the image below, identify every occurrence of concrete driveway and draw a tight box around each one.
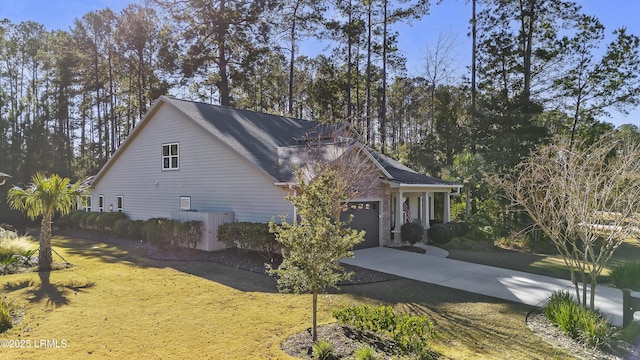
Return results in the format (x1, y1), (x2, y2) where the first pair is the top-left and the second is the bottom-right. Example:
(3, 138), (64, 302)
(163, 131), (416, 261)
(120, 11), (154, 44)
(341, 246), (628, 327)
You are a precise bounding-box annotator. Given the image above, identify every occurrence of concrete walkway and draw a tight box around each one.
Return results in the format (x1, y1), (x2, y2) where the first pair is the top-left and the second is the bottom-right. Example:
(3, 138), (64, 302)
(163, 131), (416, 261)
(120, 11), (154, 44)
(341, 246), (629, 327)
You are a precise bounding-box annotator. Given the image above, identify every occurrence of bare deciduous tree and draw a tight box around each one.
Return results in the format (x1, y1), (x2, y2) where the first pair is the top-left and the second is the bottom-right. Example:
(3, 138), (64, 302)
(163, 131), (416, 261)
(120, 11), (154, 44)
(498, 134), (640, 309)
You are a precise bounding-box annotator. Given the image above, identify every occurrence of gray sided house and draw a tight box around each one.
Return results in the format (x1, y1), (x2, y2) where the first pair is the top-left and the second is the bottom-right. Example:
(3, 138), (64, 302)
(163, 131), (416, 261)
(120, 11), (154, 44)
(85, 96), (461, 250)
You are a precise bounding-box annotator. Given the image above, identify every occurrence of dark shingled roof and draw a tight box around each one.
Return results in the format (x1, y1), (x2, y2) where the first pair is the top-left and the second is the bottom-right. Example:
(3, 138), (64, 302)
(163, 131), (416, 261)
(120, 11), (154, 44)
(165, 97), (458, 186)
(94, 96), (459, 188)
(371, 151), (459, 186)
(164, 97), (323, 181)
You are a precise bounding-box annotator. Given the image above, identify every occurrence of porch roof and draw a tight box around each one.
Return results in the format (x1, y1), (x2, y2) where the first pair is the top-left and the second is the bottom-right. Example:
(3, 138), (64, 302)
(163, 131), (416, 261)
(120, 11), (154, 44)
(371, 151), (461, 188)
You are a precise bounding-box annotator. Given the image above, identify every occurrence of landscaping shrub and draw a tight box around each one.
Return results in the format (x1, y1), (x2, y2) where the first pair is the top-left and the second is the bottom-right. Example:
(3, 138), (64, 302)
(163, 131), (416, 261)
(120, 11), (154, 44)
(171, 221), (203, 249)
(466, 224), (496, 242)
(112, 219), (130, 238)
(312, 339), (335, 360)
(218, 222), (279, 259)
(333, 305), (396, 334)
(0, 297), (15, 333)
(542, 291), (612, 349)
(95, 212), (127, 231)
(143, 218), (172, 248)
(0, 254), (19, 274)
(127, 220), (144, 239)
(333, 305), (435, 357)
(55, 212), (74, 229)
(615, 320), (640, 344)
(85, 212), (100, 229)
(78, 211), (92, 229)
(446, 221), (471, 237)
(401, 221), (424, 245)
(70, 210), (86, 228)
(354, 346), (377, 360)
(609, 262), (640, 291)
(427, 223), (452, 244)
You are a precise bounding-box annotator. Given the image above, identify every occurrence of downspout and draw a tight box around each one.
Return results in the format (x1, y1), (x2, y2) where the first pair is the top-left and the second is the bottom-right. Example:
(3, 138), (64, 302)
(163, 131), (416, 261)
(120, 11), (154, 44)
(289, 184), (297, 224)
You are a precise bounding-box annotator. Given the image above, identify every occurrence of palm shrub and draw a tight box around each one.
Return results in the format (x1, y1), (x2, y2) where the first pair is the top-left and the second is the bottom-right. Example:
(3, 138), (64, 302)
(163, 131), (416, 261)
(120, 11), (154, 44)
(7, 173), (85, 271)
(0, 254), (19, 274)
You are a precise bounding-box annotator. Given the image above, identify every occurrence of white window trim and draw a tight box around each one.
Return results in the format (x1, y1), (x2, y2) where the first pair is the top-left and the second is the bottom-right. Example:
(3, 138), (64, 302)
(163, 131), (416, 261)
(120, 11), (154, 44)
(180, 196), (191, 211)
(84, 195), (92, 212)
(162, 143), (180, 170)
(98, 195), (105, 212)
(116, 195), (124, 212)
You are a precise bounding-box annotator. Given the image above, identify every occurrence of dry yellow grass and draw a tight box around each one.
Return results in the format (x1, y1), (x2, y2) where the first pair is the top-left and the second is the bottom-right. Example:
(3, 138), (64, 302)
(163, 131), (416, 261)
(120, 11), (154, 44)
(0, 235), (572, 359)
(0, 236), (37, 255)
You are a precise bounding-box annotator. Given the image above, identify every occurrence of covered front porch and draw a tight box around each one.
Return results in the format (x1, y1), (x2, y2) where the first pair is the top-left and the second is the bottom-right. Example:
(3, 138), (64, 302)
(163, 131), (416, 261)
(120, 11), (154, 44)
(389, 184), (461, 242)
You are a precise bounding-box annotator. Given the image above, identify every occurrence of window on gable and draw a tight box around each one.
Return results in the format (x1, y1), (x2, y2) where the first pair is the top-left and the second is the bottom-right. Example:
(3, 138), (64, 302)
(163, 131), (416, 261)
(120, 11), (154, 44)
(162, 143), (179, 170)
(117, 196), (124, 212)
(98, 195), (105, 212)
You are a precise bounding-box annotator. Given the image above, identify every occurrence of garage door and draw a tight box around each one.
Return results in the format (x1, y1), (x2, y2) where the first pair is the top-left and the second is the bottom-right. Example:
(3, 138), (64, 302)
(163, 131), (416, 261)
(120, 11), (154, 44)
(341, 201), (380, 250)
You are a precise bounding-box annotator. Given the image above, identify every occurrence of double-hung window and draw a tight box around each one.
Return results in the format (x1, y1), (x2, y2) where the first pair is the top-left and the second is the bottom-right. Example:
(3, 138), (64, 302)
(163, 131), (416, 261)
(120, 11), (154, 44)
(98, 195), (105, 212)
(116, 196), (124, 212)
(162, 143), (179, 170)
(83, 196), (92, 212)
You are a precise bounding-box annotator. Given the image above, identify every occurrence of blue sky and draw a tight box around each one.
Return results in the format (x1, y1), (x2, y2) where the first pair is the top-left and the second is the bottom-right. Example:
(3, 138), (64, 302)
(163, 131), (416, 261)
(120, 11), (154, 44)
(2, 0), (639, 127)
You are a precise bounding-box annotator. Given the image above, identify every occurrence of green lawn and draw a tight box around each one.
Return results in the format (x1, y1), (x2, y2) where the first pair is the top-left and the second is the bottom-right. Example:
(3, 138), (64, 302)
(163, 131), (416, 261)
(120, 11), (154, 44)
(445, 237), (640, 284)
(0, 235), (575, 359)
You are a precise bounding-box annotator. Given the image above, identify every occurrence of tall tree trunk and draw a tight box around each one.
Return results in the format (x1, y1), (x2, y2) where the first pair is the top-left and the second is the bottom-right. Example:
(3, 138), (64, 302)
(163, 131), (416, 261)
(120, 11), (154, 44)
(380, 0), (388, 155)
(288, 2), (299, 115)
(366, 1), (372, 145)
(39, 212), (53, 271)
(471, 0), (477, 144)
(312, 289), (318, 342)
(346, 0), (353, 120)
(521, 0), (534, 100)
(216, 0), (231, 106)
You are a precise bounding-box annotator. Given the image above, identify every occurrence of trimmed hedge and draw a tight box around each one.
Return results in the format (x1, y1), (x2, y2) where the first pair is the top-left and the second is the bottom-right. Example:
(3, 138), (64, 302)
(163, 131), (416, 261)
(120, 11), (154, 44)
(610, 262), (640, 291)
(95, 212), (127, 231)
(218, 222), (279, 259)
(127, 220), (144, 239)
(141, 218), (202, 249)
(142, 218), (173, 248)
(112, 219), (129, 238)
(401, 222), (424, 245)
(428, 221), (470, 244)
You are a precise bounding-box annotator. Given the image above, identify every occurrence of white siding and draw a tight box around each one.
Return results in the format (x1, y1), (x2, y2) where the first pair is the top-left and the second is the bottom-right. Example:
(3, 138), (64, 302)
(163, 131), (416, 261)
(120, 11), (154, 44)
(91, 103), (294, 222)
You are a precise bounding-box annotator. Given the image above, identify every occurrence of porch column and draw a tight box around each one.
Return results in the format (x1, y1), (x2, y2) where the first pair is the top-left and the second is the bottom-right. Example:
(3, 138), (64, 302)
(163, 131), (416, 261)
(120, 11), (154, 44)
(393, 190), (404, 240)
(443, 192), (451, 223)
(422, 192), (430, 229)
(429, 193), (435, 220)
